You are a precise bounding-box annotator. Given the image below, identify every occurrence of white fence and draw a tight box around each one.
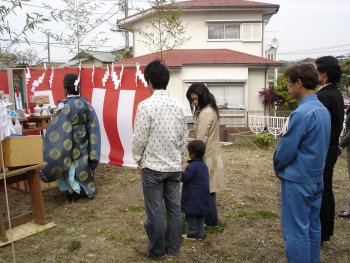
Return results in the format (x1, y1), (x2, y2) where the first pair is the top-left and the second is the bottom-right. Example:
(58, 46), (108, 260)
(248, 115), (287, 138)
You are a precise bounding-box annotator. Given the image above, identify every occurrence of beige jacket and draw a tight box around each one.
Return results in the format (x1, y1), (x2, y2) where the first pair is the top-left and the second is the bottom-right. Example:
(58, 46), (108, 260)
(195, 106), (226, 193)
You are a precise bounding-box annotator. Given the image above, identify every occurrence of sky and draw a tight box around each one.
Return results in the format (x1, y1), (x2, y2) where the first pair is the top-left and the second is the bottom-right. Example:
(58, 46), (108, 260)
(2, 0), (350, 62)
(265, 0), (350, 60)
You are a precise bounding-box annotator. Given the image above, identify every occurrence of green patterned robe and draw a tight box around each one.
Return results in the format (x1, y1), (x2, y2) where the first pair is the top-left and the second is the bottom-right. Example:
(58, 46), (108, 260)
(40, 97), (101, 198)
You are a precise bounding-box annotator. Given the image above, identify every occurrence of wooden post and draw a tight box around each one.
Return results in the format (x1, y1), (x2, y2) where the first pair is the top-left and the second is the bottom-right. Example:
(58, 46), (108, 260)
(27, 170), (46, 225)
(0, 209), (8, 242)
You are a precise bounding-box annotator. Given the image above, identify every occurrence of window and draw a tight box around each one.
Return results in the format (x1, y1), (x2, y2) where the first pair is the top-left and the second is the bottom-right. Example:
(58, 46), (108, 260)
(241, 23), (261, 41)
(208, 24), (240, 40)
(184, 82), (244, 110)
(207, 83), (245, 109)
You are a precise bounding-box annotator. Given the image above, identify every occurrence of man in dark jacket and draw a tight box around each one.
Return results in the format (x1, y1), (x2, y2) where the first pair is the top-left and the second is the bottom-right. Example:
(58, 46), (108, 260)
(316, 56), (344, 244)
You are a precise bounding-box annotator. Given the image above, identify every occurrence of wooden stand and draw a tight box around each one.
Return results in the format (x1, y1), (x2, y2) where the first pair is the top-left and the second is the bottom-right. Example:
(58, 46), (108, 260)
(19, 114), (52, 133)
(0, 162), (47, 242)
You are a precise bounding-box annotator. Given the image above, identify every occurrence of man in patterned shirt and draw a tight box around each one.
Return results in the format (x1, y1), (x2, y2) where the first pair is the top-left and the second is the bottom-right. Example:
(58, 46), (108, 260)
(132, 60), (187, 260)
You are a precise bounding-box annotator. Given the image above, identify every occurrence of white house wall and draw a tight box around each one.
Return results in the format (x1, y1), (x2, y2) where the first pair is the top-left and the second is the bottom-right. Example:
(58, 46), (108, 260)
(132, 10), (264, 57)
(166, 65), (250, 114)
(247, 68), (265, 112)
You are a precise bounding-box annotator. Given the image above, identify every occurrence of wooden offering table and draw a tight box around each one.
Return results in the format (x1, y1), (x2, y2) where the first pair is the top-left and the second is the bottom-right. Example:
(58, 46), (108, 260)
(0, 162), (47, 242)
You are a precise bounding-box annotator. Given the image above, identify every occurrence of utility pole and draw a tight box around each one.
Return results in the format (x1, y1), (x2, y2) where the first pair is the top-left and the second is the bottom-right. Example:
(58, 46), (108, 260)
(125, 0), (129, 51)
(47, 33), (51, 63)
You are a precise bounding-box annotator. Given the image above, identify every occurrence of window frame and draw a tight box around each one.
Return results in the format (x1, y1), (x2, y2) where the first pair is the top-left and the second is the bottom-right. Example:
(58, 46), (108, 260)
(208, 23), (241, 41)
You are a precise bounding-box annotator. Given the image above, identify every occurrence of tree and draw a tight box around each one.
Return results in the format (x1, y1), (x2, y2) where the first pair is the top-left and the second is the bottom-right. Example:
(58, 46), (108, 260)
(15, 48), (43, 66)
(124, 0), (190, 59)
(275, 75), (298, 111)
(0, 50), (18, 68)
(0, 0), (53, 48)
(43, 0), (121, 55)
(0, 48), (42, 69)
(340, 59), (350, 92)
(258, 84), (281, 114)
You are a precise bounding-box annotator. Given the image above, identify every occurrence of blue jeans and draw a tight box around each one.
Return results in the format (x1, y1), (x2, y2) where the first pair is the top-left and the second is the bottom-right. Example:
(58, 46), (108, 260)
(185, 214), (206, 238)
(281, 179), (323, 263)
(204, 192), (219, 226)
(141, 168), (182, 257)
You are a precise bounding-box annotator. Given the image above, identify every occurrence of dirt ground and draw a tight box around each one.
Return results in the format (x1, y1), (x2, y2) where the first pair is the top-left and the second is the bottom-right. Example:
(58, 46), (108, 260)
(1, 144), (350, 262)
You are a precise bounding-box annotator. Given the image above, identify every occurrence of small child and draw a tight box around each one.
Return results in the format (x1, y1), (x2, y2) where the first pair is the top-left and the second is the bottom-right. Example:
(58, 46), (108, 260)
(181, 140), (211, 239)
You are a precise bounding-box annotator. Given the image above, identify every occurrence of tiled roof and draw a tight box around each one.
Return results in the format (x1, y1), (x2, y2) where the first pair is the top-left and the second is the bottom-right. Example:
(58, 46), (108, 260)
(70, 51), (115, 63)
(116, 49), (282, 68)
(166, 0), (279, 9)
(120, 0), (279, 25)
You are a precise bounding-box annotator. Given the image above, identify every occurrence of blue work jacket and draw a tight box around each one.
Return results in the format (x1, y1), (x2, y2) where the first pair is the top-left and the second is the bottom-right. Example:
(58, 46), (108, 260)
(273, 94), (331, 184)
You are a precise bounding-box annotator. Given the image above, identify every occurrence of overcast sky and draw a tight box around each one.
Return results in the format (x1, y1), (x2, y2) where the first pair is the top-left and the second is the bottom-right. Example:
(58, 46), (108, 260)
(3, 0), (350, 62)
(265, 0), (350, 60)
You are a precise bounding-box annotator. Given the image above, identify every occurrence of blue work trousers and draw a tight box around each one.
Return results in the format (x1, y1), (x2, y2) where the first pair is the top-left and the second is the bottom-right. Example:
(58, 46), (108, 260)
(281, 179), (323, 263)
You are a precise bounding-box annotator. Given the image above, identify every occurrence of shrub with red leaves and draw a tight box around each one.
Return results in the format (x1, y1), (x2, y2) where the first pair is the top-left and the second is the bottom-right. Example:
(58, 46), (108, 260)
(258, 85), (280, 107)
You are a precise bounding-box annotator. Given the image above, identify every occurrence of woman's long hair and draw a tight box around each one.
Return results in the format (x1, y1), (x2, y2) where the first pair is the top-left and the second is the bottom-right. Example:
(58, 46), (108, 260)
(186, 83), (219, 117)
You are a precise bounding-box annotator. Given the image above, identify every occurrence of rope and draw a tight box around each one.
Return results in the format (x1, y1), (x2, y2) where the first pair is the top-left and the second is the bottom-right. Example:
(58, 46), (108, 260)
(0, 107), (16, 262)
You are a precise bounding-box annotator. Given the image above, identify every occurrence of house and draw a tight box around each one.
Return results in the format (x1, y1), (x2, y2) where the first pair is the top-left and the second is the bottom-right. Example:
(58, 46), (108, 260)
(59, 50), (116, 68)
(117, 0), (283, 125)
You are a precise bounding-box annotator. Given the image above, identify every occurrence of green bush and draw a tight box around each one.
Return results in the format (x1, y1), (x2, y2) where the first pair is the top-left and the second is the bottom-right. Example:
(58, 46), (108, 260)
(253, 133), (272, 148)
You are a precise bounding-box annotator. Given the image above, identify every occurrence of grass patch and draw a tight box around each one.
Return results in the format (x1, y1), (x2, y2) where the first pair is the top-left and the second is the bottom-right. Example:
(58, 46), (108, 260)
(66, 240), (81, 252)
(102, 212), (116, 219)
(225, 209), (279, 220)
(96, 227), (130, 241)
(205, 222), (227, 234)
(128, 205), (144, 212)
(97, 227), (117, 240)
(39, 229), (49, 237)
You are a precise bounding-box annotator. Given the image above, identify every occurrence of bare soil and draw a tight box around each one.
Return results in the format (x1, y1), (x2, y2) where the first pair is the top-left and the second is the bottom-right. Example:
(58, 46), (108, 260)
(1, 145), (350, 263)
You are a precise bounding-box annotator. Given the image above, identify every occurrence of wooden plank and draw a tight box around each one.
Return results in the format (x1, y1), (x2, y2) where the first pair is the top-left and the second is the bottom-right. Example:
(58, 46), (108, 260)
(0, 210), (8, 242)
(0, 163), (47, 180)
(0, 173), (28, 186)
(0, 222), (56, 247)
(4, 212), (33, 229)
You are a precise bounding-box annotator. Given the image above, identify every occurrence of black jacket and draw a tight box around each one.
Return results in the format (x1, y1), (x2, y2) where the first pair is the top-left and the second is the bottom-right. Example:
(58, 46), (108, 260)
(317, 83), (344, 146)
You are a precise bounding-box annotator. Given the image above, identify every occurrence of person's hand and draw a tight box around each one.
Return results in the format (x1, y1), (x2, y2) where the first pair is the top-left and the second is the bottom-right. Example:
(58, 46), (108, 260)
(136, 162), (142, 173)
(272, 171), (281, 181)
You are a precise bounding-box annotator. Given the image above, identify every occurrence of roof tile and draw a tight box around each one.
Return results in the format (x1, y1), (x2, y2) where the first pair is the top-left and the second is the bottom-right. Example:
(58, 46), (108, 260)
(116, 49), (282, 67)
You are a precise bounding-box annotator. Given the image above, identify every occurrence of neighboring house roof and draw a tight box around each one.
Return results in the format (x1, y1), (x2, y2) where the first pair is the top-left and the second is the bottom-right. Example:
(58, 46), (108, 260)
(69, 51), (116, 63)
(116, 49), (283, 68)
(301, 57), (316, 63)
(59, 50), (116, 68)
(165, 0), (279, 9)
(58, 58), (90, 69)
(119, 0), (279, 25)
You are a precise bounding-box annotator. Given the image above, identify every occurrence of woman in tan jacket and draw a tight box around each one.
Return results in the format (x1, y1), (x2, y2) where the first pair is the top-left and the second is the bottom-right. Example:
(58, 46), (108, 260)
(186, 83), (226, 226)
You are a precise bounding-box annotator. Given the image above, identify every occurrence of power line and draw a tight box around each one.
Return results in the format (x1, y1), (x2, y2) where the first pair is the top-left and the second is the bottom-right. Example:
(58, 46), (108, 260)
(278, 44), (350, 55)
(1, 0), (124, 14)
(0, 38), (122, 49)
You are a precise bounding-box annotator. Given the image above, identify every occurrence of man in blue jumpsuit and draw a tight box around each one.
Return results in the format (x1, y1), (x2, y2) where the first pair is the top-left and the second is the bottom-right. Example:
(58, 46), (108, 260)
(273, 63), (331, 263)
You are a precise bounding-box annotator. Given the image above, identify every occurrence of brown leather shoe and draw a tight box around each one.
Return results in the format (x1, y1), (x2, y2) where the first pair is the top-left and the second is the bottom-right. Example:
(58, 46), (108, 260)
(135, 245), (167, 260)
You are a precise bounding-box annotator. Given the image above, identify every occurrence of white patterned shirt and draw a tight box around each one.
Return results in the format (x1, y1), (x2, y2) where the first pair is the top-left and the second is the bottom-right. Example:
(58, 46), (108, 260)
(132, 90), (187, 172)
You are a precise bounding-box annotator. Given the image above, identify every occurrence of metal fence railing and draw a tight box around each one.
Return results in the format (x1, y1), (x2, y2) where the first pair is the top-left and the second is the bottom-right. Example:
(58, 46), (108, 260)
(248, 115), (288, 138)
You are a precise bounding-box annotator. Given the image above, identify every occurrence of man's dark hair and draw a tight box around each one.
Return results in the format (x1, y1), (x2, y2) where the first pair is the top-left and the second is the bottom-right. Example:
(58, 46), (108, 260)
(144, 60), (170, 90)
(283, 63), (318, 90)
(315, 56), (342, 84)
(63, 73), (80, 95)
(187, 140), (206, 159)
